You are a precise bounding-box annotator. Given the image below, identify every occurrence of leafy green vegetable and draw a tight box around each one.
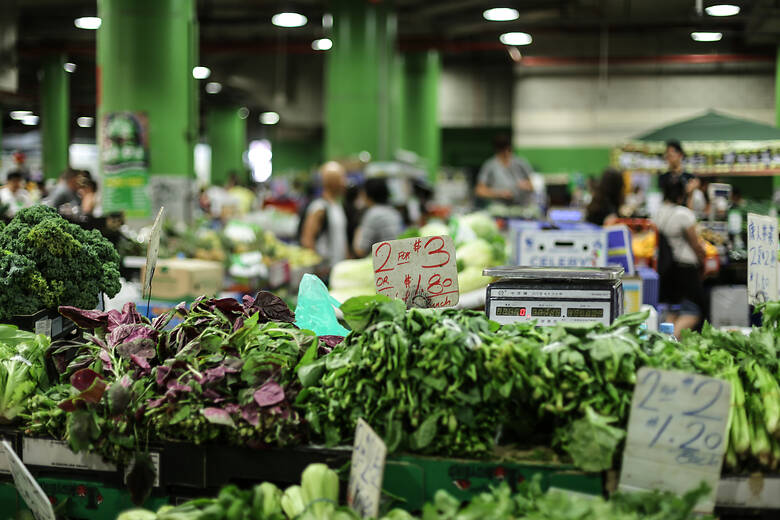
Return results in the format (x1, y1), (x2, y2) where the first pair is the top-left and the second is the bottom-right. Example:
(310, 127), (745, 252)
(0, 325), (49, 422)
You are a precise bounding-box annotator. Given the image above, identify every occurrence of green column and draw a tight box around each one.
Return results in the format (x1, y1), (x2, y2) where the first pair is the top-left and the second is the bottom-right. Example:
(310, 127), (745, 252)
(402, 51), (441, 182)
(325, 0), (397, 162)
(207, 107), (246, 186)
(97, 0), (197, 220)
(775, 45), (780, 192)
(40, 54), (69, 180)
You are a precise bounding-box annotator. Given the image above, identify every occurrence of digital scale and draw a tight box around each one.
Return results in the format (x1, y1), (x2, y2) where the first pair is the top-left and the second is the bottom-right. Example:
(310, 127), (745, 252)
(484, 266), (624, 326)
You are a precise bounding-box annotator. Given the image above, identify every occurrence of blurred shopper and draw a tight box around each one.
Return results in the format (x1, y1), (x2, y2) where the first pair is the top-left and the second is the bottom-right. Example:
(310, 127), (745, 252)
(227, 171), (256, 215)
(79, 177), (99, 216)
(300, 161), (348, 265)
(654, 178), (707, 336)
(45, 169), (82, 210)
(476, 134), (534, 206)
(659, 140), (701, 209)
(586, 168), (624, 226)
(353, 178), (403, 257)
(0, 170), (32, 217)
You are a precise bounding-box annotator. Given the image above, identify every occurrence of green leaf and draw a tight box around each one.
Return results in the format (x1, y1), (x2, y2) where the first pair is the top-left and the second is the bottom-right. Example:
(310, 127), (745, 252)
(564, 407), (626, 472)
(169, 405), (191, 425)
(409, 412), (440, 451)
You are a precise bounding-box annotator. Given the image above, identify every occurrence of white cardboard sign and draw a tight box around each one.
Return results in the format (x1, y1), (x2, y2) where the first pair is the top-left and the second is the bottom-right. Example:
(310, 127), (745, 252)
(1, 440), (55, 520)
(747, 213), (778, 305)
(619, 367), (731, 513)
(371, 235), (459, 308)
(347, 419), (387, 518)
(142, 207), (165, 299)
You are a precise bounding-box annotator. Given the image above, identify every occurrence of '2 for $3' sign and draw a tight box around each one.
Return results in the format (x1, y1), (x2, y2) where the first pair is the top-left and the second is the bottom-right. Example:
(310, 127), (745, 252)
(372, 235), (459, 308)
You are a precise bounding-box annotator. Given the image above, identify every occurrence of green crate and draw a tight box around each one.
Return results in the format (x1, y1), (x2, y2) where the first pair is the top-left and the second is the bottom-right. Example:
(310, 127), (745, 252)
(383, 454), (603, 511)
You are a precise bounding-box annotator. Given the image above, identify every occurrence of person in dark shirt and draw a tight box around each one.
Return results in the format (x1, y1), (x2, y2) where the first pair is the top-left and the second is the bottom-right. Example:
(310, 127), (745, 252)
(659, 140), (700, 207)
(586, 167), (624, 226)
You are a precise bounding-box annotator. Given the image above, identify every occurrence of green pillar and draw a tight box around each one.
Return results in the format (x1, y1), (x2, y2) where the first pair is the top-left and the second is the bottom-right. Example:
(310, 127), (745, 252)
(97, 0), (197, 221)
(325, 0), (397, 162)
(40, 54), (69, 180)
(775, 45), (780, 192)
(402, 51), (441, 182)
(207, 107), (246, 186)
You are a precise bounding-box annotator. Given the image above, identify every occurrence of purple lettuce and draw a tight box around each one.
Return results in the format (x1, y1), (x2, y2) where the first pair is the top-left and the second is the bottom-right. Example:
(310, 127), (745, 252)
(253, 381), (285, 407)
(200, 407), (235, 428)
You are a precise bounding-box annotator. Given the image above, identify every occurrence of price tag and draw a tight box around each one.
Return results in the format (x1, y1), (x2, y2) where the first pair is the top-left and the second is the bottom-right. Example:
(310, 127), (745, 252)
(142, 207), (165, 299)
(372, 235), (459, 308)
(34, 318), (51, 337)
(747, 213), (778, 305)
(1, 440), (55, 520)
(619, 368), (731, 513)
(347, 419), (387, 518)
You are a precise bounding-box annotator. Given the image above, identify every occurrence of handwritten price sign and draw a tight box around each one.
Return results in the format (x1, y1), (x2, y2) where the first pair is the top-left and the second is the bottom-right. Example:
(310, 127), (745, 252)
(347, 419), (387, 518)
(619, 368), (731, 513)
(372, 235), (459, 308)
(1, 441), (55, 520)
(747, 213), (778, 306)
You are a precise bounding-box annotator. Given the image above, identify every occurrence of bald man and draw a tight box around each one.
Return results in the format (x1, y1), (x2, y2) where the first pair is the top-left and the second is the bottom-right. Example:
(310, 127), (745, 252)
(300, 161), (349, 265)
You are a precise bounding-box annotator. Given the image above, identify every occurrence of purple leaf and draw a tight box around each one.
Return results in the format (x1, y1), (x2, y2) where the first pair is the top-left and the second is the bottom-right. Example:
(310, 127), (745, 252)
(214, 298), (243, 316)
(98, 350), (113, 372)
(240, 403), (260, 427)
(70, 368), (103, 392)
(320, 335), (345, 348)
(57, 398), (85, 412)
(246, 291), (295, 323)
(166, 380), (192, 393)
(223, 403), (240, 415)
(148, 397), (166, 409)
(200, 407), (236, 428)
(155, 366), (171, 387)
(109, 325), (158, 351)
(130, 354), (151, 372)
(151, 310), (176, 330)
(58, 307), (108, 329)
(253, 381), (285, 407)
(78, 378), (108, 404)
(175, 301), (189, 317)
(233, 316), (244, 332)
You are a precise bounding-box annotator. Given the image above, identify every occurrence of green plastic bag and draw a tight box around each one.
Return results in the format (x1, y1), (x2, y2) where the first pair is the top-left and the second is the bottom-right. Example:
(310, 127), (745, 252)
(294, 274), (349, 337)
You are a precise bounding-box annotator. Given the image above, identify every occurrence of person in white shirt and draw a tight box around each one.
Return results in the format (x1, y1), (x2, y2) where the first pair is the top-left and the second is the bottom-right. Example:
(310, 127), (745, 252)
(299, 162), (349, 265)
(0, 170), (32, 218)
(654, 178), (707, 336)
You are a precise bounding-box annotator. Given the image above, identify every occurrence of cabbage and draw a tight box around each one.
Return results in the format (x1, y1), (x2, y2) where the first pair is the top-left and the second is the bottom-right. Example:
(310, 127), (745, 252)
(458, 266), (491, 293)
(456, 239), (495, 269)
(420, 221), (449, 237)
(329, 257), (374, 290)
(458, 212), (498, 237)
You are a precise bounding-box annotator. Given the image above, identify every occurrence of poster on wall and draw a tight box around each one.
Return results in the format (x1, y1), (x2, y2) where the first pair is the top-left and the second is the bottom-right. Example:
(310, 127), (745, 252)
(100, 111), (151, 218)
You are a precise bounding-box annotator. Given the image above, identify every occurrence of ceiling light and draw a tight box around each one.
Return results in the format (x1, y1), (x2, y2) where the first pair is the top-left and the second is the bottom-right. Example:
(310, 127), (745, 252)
(63, 62), (77, 73)
(10, 110), (32, 120)
(358, 151), (371, 162)
(238, 107), (250, 119)
(312, 38), (333, 51)
(499, 32), (533, 46)
(322, 13), (333, 28)
(205, 82), (222, 94)
(705, 4), (740, 16)
(74, 17), (101, 30)
(691, 31), (723, 42)
(272, 12), (307, 28)
(77, 116), (94, 128)
(483, 7), (520, 22)
(260, 112), (280, 125)
(21, 115), (39, 126)
(192, 66), (211, 79)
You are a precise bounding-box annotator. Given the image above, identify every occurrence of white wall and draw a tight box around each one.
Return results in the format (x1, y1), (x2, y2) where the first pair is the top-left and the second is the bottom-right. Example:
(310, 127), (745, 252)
(438, 64), (513, 127)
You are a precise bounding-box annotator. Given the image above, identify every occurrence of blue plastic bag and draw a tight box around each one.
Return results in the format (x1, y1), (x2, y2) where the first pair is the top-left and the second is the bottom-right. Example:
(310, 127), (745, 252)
(294, 273), (349, 337)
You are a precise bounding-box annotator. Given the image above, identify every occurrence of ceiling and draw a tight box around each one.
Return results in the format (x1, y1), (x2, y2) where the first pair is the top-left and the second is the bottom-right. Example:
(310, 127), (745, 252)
(2, 0), (778, 137)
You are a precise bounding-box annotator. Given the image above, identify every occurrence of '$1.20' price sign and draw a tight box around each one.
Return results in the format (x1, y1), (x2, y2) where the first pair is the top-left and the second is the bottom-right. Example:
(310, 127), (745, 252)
(372, 235), (459, 308)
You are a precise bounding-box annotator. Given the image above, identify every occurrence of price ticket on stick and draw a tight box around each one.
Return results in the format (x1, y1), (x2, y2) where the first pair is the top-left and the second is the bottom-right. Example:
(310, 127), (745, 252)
(1, 441), (55, 520)
(347, 419), (387, 518)
(747, 213), (778, 305)
(618, 368), (731, 513)
(142, 207), (165, 299)
(372, 235), (459, 308)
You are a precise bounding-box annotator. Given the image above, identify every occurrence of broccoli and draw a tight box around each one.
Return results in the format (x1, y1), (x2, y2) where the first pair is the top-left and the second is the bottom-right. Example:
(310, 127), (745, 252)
(0, 205), (121, 317)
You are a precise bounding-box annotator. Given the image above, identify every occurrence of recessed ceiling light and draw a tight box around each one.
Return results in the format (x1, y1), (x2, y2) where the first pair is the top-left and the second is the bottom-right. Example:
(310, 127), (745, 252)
(77, 116), (94, 128)
(272, 12), (307, 28)
(322, 13), (333, 28)
(205, 82), (222, 94)
(74, 17), (101, 30)
(192, 66), (211, 79)
(705, 4), (740, 16)
(238, 107), (250, 119)
(10, 110), (32, 120)
(499, 32), (533, 46)
(63, 62), (77, 73)
(483, 7), (520, 22)
(21, 115), (39, 126)
(691, 31), (723, 42)
(260, 112), (280, 125)
(312, 38), (333, 51)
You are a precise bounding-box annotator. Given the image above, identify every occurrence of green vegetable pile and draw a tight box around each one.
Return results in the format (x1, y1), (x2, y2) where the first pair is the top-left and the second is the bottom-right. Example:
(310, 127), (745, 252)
(0, 325), (49, 423)
(0, 205), (121, 319)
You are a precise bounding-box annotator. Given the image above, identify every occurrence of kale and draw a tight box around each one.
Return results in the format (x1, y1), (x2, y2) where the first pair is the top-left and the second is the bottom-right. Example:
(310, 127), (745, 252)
(0, 205), (121, 318)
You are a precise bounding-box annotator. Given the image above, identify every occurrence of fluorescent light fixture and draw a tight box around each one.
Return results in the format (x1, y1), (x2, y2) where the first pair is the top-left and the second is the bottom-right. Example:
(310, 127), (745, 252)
(77, 116), (94, 128)
(358, 151), (371, 162)
(21, 115), (39, 126)
(691, 31), (723, 41)
(74, 17), (101, 30)
(499, 32), (533, 45)
(238, 107), (249, 119)
(272, 12), (307, 28)
(248, 140), (273, 183)
(205, 81), (222, 94)
(705, 4), (740, 16)
(192, 66), (211, 79)
(10, 110), (32, 120)
(63, 62), (77, 73)
(322, 13), (333, 28)
(260, 111), (280, 125)
(312, 38), (333, 51)
(483, 7), (520, 21)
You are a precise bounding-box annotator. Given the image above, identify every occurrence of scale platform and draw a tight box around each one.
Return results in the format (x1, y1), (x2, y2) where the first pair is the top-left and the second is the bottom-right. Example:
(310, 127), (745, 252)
(483, 266), (624, 326)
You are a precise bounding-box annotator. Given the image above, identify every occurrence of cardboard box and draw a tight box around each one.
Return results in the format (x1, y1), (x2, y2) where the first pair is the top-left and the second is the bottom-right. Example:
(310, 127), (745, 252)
(141, 258), (224, 300)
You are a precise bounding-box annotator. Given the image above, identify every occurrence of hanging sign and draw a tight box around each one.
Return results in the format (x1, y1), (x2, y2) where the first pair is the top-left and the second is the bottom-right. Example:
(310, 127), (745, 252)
(347, 419), (387, 518)
(747, 213), (778, 306)
(372, 236), (459, 308)
(618, 368), (731, 513)
(1, 440), (55, 520)
(100, 111), (151, 218)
